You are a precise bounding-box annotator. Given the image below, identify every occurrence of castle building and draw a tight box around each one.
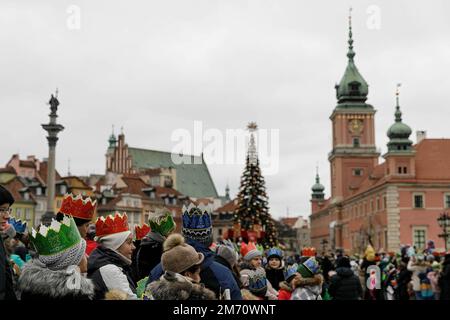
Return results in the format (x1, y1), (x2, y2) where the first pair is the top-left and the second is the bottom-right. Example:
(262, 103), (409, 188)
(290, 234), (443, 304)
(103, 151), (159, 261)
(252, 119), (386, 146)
(310, 17), (450, 254)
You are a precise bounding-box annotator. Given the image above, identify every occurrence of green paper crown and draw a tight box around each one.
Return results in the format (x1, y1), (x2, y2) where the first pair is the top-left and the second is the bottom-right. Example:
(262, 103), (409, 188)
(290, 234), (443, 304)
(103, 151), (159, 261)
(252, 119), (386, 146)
(30, 216), (82, 256)
(148, 208), (176, 236)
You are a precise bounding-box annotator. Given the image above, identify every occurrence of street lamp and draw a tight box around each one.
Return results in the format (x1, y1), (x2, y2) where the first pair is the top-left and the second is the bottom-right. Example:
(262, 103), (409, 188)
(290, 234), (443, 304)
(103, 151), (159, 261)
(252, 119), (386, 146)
(437, 212), (450, 252)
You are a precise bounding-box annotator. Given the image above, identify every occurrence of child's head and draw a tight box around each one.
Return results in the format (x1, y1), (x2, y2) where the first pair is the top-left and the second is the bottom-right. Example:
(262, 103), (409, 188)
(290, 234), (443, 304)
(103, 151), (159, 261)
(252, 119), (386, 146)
(266, 247), (283, 269)
(268, 257), (281, 269)
(250, 256), (262, 268)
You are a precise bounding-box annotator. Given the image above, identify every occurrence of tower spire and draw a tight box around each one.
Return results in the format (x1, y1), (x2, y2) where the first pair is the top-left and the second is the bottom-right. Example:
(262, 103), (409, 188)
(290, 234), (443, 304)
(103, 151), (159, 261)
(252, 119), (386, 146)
(395, 83), (402, 122)
(347, 7), (355, 62)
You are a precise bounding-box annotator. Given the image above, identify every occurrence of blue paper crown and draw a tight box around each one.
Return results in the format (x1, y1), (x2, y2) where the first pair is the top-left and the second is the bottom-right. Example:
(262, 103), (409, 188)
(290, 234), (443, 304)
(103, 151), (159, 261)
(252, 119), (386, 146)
(284, 263), (298, 281)
(8, 218), (27, 233)
(303, 257), (320, 275)
(266, 247), (283, 259)
(181, 203), (212, 243)
(248, 272), (267, 292)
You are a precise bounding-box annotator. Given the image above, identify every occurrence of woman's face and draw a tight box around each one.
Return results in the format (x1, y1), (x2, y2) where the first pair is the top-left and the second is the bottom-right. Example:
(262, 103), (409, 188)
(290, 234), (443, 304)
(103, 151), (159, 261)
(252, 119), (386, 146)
(268, 257), (281, 269)
(117, 234), (135, 260)
(250, 256), (262, 268)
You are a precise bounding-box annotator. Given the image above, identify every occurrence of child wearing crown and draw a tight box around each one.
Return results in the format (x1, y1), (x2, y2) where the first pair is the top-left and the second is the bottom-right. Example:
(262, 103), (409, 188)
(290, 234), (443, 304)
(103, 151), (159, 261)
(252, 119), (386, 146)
(239, 241), (278, 300)
(17, 215), (94, 300)
(265, 247), (285, 291)
(87, 212), (137, 299)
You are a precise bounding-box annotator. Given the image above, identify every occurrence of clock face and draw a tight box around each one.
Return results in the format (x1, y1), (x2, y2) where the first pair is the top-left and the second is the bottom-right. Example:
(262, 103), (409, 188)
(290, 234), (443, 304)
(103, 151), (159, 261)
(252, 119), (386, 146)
(349, 119), (363, 135)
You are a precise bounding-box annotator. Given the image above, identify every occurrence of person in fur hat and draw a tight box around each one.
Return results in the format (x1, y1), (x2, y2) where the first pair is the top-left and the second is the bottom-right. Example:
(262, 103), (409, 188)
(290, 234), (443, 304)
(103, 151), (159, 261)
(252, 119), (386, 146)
(88, 213), (137, 299)
(265, 247), (285, 291)
(239, 242), (277, 300)
(143, 233), (216, 300)
(291, 257), (323, 300)
(147, 204), (242, 300)
(278, 263), (298, 300)
(0, 185), (17, 300)
(18, 216), (95, 300)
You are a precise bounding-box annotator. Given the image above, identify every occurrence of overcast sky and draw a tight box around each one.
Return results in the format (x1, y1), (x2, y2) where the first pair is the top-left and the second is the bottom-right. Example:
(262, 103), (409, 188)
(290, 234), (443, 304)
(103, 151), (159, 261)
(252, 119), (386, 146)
(1, 0), (450, 220)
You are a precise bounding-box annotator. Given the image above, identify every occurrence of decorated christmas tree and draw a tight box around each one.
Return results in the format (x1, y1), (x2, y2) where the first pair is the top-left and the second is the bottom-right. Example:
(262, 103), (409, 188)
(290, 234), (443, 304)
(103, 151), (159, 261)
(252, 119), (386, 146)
(233, 122), (278, 248)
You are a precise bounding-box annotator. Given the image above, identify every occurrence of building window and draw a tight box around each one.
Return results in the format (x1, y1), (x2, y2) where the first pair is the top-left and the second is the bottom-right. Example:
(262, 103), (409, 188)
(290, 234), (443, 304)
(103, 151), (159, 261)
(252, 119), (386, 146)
(16, 208), (22, 218)
(23, 192), (29, 201)
(218, 229), (222, 236)
(36, 187), (42, 196)
(150, 192), (155, 199)
(60, 185), (67, 194)
(413, 228), (427, 250)
(377, 197), (380, 211)
(25, 208), (31, 220)
(353, 168), (363, 176)
(353, 138), (360, 148)
(403, 167), (408, 174)
(445, 194), (450, 208)
(413, 194), (424, 209)
(398, 167), (402, 174)
(383, 196), (387, 209)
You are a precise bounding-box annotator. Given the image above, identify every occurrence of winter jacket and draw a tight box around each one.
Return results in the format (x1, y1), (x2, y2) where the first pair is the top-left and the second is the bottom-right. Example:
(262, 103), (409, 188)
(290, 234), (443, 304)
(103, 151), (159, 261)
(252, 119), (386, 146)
(407, 260), (429, 292)
(0, 234), (16, 300)
(265, 264), (285, 291)
(328, 267), (363, 300)
(278, 281), (293, 300)
(18, 260), (94, 300)
(214, 254), (242, 288)
(88, 246), (137, 300)
(85, 239), (98, 256)
(145, 272), (216, 300)
(240, 262), (278, 300)
(396, 268), (412, 300)
(291, 274), (323, 300)
(440, 257), (450, 300)
(148, 238), (242, 300)
(133, 231), (165, 282)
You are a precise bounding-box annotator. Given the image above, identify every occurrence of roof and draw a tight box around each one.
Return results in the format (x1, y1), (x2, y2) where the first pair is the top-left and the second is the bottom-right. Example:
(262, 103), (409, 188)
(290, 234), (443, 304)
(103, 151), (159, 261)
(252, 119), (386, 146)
(280, 217), (299, 228)
(118, 175), (150, 197)
(19, 160), (35, 168)
(2, 177), (36, 204)
(37, 161), (62, 185)
(0, 166), (16, 174)
(62, 176), (92, 190)
(215, 199), (238, 213)
(128, 148), (218, 198)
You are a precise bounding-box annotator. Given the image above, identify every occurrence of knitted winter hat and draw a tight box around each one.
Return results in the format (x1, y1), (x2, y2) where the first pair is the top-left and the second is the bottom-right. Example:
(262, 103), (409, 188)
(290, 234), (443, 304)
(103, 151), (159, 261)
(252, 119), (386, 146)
(99, 231), (132, 251)
(297, 257), (320, 278)
(30, 216), (86, 271)
(365, 245), (375, 262)
(217, 244), (238, 267)
(181, 203), (213, 246)
(161, 233), (204, 274)
(247, 267), (267, 297)
(241, 241), (262, 261)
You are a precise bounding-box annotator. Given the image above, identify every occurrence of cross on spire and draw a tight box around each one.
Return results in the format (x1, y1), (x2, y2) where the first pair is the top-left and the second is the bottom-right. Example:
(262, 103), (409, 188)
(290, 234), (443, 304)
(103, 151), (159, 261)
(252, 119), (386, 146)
(347, 7), (355, 62)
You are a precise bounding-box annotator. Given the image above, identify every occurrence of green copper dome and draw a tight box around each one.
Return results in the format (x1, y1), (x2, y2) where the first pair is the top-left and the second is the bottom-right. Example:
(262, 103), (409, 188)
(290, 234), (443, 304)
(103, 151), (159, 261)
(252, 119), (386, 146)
(335, 11), (371, 106)
(386, 91), (413, 152)
(311, 172), (325, 200)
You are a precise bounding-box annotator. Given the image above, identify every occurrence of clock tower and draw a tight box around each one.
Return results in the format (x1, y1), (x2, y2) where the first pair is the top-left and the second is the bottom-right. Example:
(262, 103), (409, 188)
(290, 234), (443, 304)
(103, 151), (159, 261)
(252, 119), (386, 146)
(329, 11), (380, 202)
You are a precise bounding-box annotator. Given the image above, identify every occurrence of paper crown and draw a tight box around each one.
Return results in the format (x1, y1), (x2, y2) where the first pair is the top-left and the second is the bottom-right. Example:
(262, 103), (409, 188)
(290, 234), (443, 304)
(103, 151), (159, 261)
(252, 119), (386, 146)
(298, 257), (320, 277)
(301, 247), (316, 257)
(8, 217), (27, 234)
(95, 212), (129, 238)
(240, 241), (258, 257)
(59, 193), (97, 221)
(284, 263), (299, 281)
(30, 216), (81, 256)
(135, 223), (151, 240)
(248, 269), (267, 294)
(266, 247), (283, 259)
(181, 203), (212, 243)
(148, 208), (176, 236)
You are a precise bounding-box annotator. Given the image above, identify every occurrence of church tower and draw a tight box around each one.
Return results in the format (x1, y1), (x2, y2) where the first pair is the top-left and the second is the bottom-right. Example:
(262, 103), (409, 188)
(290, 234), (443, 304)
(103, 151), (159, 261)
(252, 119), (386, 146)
(329, 10), (380, 202)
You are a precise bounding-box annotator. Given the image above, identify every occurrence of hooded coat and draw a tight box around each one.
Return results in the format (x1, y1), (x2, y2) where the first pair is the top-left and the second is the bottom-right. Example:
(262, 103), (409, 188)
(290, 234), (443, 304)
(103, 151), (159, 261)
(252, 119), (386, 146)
(148, 238), (242, 300)
(88, 246), (137, 300)
(265, 261), (285, 291)
(18, 260), (94, 300)
(328, 267), (363, 300)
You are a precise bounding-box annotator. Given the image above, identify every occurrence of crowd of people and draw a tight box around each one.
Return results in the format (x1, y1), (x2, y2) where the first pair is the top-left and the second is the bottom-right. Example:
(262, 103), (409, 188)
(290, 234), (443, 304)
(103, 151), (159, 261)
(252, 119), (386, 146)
(1, 185), (450, 301)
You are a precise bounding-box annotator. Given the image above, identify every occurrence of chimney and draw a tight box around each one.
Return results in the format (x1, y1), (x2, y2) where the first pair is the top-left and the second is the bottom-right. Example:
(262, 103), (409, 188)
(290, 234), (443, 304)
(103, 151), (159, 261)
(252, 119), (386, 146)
(416, 131), (427, 144)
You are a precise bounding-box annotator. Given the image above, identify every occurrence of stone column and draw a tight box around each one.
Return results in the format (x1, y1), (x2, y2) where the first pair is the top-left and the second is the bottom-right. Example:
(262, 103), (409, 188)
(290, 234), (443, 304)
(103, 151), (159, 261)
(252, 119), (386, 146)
(386, 186), (401, 252)
(41, 93), (64, 225)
